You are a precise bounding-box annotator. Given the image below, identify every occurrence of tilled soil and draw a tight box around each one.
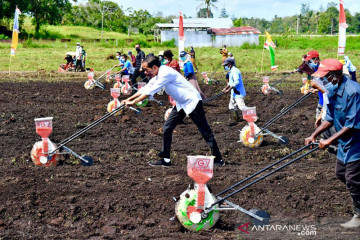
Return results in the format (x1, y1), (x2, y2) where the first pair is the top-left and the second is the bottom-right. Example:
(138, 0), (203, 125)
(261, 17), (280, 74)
(0, 78), (359, 239)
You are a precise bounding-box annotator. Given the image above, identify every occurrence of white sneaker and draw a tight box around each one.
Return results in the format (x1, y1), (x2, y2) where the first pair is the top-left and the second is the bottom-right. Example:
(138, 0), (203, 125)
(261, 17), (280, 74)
(341, 214), (360, 228)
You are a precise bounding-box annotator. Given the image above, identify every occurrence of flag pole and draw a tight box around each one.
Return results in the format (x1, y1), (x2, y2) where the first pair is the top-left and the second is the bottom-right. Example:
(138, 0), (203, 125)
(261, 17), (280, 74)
(9, 55), (11, 76)
(260, 32), (266, 73)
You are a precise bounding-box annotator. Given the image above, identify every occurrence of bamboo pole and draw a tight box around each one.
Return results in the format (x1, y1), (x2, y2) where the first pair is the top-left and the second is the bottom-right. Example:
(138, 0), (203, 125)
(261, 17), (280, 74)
(8, 55), (12, 76)
(260, 33), (266, 74)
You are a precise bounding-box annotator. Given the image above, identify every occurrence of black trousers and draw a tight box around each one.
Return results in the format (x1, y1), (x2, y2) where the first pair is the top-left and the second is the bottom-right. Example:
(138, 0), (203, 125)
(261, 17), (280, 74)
(161, 101), (222, 161)
(350, 71), (357, 82)
(336, 159), (360, 212)
(131, 68), (147, 87)
(75, 59), (83, 72)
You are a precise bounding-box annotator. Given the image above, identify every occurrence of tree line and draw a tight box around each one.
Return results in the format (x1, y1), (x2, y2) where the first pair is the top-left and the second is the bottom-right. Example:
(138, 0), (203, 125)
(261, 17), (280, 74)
(1, 1), (360, 38)
(233, 3), (360, 34)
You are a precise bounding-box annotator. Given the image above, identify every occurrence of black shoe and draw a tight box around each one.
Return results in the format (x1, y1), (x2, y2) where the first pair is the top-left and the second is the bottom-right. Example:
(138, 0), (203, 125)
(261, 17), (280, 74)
(158, 151), (170, 159)
(214, 159), (225, 167)
(149, 158), (171, 167)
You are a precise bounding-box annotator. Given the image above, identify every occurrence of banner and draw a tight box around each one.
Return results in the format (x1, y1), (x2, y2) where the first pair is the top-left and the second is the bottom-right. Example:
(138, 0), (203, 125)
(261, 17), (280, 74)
(10, 8), (21, 56)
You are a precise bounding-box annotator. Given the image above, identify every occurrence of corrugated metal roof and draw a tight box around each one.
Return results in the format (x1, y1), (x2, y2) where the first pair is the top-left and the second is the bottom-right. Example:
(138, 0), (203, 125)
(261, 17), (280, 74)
(156, 18), (233, 29)
(209, 26), (261, 35)
(156, 23), (210, 28)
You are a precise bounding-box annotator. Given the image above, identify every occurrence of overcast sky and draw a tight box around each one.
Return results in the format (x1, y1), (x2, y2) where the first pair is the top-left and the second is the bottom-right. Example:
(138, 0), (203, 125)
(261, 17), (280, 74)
(76, 0), (360, 20)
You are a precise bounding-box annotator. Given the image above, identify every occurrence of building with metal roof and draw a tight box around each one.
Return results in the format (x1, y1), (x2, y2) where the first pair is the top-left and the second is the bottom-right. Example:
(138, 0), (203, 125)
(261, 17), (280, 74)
(155, 18), (261, 48)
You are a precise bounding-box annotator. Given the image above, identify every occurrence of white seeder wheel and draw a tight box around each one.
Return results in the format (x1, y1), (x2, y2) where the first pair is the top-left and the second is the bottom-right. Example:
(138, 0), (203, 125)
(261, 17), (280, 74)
(239, 124), (263, 147)
(175, 189), (219, 232)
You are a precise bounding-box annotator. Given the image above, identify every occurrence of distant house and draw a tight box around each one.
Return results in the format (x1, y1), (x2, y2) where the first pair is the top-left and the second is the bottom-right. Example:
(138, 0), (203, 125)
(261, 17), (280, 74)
(155, 18), (260, 48)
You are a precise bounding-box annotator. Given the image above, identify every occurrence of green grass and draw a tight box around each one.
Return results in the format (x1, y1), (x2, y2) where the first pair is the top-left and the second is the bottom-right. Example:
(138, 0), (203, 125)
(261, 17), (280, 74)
(1, 25), (359, 74)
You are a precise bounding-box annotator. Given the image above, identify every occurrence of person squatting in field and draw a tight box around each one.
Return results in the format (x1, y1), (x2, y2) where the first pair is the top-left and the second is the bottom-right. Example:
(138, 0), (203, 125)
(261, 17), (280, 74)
(121, 55), (224, 167)
(222, 57), (248, 125)
(305, 58), (360, 229)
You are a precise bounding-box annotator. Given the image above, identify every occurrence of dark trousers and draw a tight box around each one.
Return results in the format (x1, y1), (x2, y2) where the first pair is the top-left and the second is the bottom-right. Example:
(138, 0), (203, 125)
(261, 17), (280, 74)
(75, 59), (83, 72)
(161, 101), (222, 161)
(350, 71), (357, 82)
(131, 68), (147, 87)
(336, 159), (360, 213)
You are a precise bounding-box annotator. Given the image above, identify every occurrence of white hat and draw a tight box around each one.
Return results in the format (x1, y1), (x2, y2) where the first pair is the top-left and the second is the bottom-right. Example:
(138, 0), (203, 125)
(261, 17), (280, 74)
(76, 42), (80, 45)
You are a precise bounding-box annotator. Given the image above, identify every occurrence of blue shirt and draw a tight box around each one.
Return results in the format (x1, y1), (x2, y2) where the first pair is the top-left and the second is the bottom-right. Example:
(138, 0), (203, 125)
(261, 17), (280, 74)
(122, 60), (131, 75)
(309, 64), (324, 106)
(228, 66), (246, 98)
(183, 61), (195, 78)
(325, 76), (360, 164)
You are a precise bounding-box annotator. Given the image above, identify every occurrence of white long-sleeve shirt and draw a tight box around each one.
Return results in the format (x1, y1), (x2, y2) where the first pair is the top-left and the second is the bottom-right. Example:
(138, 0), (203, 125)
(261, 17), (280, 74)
(139, 65), (201, 114)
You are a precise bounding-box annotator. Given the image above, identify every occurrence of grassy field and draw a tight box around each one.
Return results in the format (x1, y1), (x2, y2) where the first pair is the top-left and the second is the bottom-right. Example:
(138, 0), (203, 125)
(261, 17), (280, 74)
(1, 24), (359, 75)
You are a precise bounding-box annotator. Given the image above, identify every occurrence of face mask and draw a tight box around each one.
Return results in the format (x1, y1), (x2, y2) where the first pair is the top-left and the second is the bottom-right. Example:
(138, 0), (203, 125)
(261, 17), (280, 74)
(324, 82), (338, 92)
(135, 47), (140, 52)
(159, 56), (163, 61)
(224, 65), (230, 71)
(180, 56), (186, 61)
(309, 62), (317, 69)
(116, 56), (120, 59)
(163, 59), (169, 65)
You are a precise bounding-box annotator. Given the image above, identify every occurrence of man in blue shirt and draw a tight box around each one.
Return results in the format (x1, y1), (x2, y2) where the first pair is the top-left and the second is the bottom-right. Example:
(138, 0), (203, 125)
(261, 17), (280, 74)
(222, 58), (247, 125)
(119, 54), (132, 77)
(305, 58), (360, 228)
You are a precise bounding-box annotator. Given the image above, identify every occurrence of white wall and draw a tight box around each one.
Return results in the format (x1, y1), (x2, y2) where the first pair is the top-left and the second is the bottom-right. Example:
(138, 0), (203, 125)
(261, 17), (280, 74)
(161, 30), (259, 48)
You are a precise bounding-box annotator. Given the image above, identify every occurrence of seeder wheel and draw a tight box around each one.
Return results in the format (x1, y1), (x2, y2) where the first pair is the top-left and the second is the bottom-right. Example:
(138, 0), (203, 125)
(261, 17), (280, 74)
(113, 81), (123, 89)
(175, 189), (219, 232)
(31, 141), (59, 167)
(121, 84), (132, 96)
(84, 80), (95, 90)
(261, 84), (271, 95)
(107, 99), (122, 116)
(239, 124), (263, 147)
(136, 99), (148, 107)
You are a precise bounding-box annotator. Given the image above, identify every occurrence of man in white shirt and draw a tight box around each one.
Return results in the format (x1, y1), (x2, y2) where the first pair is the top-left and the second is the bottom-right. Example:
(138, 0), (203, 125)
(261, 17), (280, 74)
(122, 56), (224, 167)
(75, 43), (83, 72)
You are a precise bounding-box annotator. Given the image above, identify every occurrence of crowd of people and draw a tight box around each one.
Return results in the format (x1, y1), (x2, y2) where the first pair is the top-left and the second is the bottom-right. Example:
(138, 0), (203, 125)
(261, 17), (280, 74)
(56, 39), (360, 228)
(117, 44), (360, 228)
(59, 42), (87, 72)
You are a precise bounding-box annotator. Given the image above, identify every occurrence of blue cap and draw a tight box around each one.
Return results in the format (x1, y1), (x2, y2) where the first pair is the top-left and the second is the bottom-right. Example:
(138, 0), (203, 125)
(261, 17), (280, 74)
(179, 51), (187, 57)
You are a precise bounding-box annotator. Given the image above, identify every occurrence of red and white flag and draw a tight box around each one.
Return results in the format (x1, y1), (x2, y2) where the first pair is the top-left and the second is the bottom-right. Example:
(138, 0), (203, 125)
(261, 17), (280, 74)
(338, 0), (348, 56)
(178, 11), (185, 67)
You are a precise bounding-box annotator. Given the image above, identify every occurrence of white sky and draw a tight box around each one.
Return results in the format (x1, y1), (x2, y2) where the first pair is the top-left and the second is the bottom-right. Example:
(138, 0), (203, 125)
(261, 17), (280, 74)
(75, 0), (360, 20)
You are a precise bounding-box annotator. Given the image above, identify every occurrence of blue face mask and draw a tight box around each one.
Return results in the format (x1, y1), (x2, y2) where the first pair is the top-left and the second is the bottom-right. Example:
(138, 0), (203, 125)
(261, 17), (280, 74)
(180, 56), (186, 61)
(309, 62), (317, 69)
(324, 82), (338, 93)
(224, 65), (230, 71)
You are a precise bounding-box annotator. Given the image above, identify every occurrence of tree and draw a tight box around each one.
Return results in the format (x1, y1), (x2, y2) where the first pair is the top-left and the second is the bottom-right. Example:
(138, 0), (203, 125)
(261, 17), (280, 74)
(233, 18), (243, 27)
(197, 0), (218, 18)
(27, 0), (72, 34)
(197, 8), (213, 18)
(219, 7), (229, 18)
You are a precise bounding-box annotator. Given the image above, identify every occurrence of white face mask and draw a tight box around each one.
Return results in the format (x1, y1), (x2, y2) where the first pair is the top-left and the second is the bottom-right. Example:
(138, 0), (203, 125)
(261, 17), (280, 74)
(116, 56), (120, 59)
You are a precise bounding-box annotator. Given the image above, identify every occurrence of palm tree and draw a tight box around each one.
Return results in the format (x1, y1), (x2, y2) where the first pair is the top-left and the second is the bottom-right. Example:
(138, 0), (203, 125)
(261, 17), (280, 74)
(197, 0), (218, 18)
